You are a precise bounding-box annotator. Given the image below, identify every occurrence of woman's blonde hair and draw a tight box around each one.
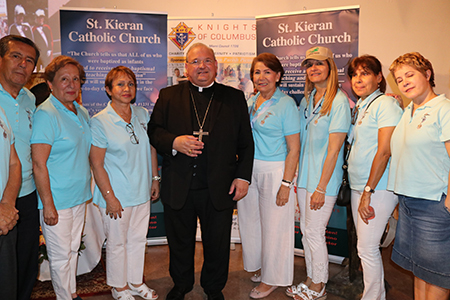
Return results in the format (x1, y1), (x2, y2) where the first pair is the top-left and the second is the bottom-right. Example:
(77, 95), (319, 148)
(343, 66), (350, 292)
(389, 52), (435, 87)
(304, 57), (339, 116)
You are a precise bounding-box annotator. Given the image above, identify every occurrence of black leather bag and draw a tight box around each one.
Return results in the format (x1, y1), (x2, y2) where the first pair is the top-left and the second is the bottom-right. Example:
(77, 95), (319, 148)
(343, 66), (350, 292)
(336, 141), (351, 206)
(337, 94), (382, 206)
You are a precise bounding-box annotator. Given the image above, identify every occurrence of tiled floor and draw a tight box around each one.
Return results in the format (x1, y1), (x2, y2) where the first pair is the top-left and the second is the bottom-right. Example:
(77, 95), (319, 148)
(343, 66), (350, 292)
(83, 242), (413, 300)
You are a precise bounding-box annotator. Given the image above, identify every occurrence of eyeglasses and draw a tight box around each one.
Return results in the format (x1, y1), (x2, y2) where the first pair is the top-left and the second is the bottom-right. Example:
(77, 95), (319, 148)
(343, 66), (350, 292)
(303, 60), (326, 69)
(186, 58), (215, 66)
(126, 123), (139, 144)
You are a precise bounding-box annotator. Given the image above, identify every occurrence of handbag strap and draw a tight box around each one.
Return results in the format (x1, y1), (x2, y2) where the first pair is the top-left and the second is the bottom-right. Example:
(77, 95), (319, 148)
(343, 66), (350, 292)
(345, 93), (384, 161)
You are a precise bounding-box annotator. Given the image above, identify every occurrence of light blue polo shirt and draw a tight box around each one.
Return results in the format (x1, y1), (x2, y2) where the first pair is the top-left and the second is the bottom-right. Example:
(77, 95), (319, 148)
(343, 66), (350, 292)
(0, 84), (36, 197)
(248, 88), (301, 161)
(0, 106), (14, 199)
(297, 89), (351, 196)
(388, 94), (450, 201)
(91, 102), (152, 208)
(348, 91), (402, 191)
(31, 95), (92, 210)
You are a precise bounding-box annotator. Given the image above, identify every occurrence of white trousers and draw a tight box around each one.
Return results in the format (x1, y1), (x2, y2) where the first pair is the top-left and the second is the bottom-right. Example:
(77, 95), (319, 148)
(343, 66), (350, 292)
(298, 188), (336, 284)
(237, 160), (294, 286)
(40, 203), (86, 300)
(351, 189), (398, 300)
(100, 201), (150, 288)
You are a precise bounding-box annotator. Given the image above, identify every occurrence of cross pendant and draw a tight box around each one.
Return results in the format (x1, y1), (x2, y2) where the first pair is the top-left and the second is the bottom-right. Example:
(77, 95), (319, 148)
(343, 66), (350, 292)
(193, 128), (209, 142)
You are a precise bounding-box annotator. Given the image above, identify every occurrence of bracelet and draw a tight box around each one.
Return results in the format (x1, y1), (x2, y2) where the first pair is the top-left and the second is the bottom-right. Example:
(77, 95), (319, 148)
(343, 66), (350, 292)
(282, 179), (292, 184)
(315, 188), (326, 194)
(103, 190), (111, 197)
(152, 176), (161, 182)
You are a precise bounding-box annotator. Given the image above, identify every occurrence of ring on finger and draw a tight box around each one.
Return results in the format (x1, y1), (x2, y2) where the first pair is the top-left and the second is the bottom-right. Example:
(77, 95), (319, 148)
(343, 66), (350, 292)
(188, 149), (192, 154)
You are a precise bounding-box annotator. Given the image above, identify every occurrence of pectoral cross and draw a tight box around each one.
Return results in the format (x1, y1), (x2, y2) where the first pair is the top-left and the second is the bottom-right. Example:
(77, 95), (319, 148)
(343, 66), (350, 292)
(193, 128), (209, 142)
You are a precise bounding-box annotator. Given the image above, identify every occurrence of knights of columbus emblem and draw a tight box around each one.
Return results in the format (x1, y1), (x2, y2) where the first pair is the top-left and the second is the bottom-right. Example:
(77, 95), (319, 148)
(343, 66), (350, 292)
(168, 22), (196, 50)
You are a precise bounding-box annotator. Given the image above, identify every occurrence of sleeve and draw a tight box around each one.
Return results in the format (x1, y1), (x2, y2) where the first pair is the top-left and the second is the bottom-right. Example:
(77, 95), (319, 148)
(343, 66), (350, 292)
(282, 97), (301, 136)
(438, 100), (450, 142)
(374, 96), (403, 129)
(90, 116), (108, 149)
(30, 109), (56, 145)
(8, 121), (14, 145)
(0, 109), (15, 145)
(140, 106), (150, 124)
(329, 94), (351, 134)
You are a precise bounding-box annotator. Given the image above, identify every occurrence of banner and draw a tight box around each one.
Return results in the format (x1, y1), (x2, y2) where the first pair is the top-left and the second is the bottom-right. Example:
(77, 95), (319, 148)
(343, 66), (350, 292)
(60, 8), (167, 116)
(257, 6), (359, 105)
(257, 6), (360, 259)
(60, 9), (167, 243)
(168, 18), (256, 100)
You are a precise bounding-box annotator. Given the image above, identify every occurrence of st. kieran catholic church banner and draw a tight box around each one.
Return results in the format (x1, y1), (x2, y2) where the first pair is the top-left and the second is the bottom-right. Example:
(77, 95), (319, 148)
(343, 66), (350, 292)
(257, 6), (360, 260)
(60, 8), (168, 116)
(59, 8), (168, 243)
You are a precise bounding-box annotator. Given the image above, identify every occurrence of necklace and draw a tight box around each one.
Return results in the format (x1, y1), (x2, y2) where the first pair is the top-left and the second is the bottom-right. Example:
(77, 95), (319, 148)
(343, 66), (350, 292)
(190, 90), (214, 142)
(254, 90), (275, 112)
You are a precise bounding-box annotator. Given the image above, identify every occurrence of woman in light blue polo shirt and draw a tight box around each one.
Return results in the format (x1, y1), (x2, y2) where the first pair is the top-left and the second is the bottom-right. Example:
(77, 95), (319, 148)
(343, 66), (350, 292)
(288, 46), (350, 300)
(237, 53), (300, 299)
(31, 56), (91, 300)
(347, 55), (402, 300)
(388, 52), (450, 299)
(90, 66), (159, 300)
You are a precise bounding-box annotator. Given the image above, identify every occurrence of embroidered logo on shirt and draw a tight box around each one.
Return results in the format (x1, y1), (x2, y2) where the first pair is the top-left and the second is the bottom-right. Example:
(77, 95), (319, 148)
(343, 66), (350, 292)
(314, 114), (324, 125)
(417, 113), (430, 129)
(260, 112), (273, 125)
(357, 111), (370, 125)
(140, 122), (147, 131)
(0, 120), (7, 138)
(26, 108), (33, 129)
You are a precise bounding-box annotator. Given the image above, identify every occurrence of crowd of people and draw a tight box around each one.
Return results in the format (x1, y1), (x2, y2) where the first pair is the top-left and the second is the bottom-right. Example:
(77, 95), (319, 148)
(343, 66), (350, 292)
(0, 33), (449, 300)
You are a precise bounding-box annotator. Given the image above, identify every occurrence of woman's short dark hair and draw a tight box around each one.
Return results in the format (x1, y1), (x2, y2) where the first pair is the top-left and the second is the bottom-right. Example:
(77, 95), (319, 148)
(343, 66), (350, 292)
(250, 53), (284, 86)
(104, 66), (137, 100)
(348, 55), (386, 93)
(44, 55), (86, 86)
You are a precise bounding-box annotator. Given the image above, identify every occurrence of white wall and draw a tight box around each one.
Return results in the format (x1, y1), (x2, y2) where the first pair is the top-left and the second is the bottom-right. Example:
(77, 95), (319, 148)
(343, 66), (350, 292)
(64, 0), (450, 100)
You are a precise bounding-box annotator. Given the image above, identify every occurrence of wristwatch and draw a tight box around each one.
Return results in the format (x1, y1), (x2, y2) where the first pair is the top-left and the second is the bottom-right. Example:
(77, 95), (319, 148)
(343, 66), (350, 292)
(281, 179), (294, 189)
(364, 186), (375, 193)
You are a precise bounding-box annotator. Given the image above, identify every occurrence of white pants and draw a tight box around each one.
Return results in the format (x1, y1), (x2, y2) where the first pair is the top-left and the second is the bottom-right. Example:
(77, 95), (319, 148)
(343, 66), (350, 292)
(100, 201), (150, 288)
(237, 160), (294, 286)
(40, 203), (86, 300)
(351, 190), (398, 300)
(298, 188), (336, 284)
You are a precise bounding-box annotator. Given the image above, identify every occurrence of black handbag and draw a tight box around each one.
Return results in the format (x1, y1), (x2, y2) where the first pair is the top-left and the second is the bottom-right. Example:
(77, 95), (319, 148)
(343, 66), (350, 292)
(336, 94), (382, 206)
(336, 141), (351, 206)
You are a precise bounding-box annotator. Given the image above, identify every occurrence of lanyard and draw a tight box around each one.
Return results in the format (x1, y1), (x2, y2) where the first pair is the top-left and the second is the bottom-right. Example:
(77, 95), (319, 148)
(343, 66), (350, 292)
(347, 90), (383, 144)
(304, 91), (324, 128)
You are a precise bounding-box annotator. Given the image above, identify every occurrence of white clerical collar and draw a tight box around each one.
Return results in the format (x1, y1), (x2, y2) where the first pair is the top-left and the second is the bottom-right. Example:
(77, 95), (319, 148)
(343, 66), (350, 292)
(191, 81), (215, 92)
